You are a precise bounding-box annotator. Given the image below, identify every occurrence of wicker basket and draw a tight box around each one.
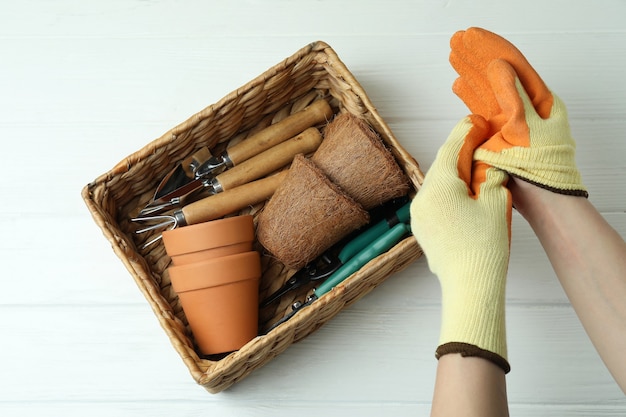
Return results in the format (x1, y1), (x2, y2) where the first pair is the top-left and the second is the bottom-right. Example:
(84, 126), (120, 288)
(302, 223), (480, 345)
(82, 41), (425, 393)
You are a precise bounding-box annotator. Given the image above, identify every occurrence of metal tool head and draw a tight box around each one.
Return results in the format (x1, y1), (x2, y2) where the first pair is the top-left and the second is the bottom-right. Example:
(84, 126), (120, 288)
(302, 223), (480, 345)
(152, 164), (191, 201)
(138, 177), (214, 216)
(130, 211), (185, 249)
(264, 294), (318, 334)
(193, 153), (229, 179)
(259, 253), (341, 308)
(137, 199), (181, 216)
(140, 147), (215, 215)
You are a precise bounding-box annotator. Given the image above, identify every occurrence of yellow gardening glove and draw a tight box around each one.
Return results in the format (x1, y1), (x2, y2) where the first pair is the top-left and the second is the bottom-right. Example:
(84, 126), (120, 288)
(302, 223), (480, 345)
(449, 27), (587, 197)
(411, 115), (512, 373)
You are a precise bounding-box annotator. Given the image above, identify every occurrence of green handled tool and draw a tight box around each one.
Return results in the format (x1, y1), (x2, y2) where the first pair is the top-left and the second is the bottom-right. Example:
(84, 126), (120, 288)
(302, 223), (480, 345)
(265, 220), (411, 333)
(260, 202), (411, 308)
(334, 202), (410, 266)
(314, 222), (410, 297)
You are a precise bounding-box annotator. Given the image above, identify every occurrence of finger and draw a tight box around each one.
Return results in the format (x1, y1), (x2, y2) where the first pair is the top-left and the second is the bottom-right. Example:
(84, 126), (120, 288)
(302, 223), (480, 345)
(469, 159), (509, 196)
(450, 46), (499, 115)
(460, 27), (553, 118)
(450, 30), (491, 77)
(481, 164), (509, 191)
(452, 76), (500, 125)
(450, 34), (493, 96)
(469, 160), (489, 199)
(485, 59), (535, 148)
(451, 29), (526, 128)
(450, 29), (466, 51)
(481, 166), (512, 242)
(422, 116), (490, 203)
(429, 116), (488, 188)
(455, 115), (490, 192)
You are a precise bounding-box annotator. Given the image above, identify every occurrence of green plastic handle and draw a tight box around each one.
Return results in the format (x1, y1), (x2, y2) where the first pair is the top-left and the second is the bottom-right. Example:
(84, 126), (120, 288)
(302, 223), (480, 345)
(337, 202), (411, 264)
(315, 222), (410, 297)
(395, 201), (411, 224)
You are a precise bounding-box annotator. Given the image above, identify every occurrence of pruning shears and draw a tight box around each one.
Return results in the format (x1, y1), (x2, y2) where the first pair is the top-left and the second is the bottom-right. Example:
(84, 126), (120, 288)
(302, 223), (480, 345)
(263, 202), (411, 333)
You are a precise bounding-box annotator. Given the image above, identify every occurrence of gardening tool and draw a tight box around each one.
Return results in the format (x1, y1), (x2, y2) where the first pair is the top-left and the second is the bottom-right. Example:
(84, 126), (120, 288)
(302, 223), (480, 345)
(141, 99), (333, 214)
(132, 171), (288, 249)
(149, 147), (213, 205)
(264, 220), (411, 333)
(137, 126), (323, 216)
(260, 201), (411, 308)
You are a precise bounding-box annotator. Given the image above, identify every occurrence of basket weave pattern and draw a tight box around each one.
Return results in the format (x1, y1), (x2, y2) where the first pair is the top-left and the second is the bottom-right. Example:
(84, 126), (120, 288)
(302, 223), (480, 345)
(82, 41), (424, 393)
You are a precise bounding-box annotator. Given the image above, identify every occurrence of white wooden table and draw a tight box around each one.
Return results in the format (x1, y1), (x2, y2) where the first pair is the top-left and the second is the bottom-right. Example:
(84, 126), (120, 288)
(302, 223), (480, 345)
(2, 1), (624, 415)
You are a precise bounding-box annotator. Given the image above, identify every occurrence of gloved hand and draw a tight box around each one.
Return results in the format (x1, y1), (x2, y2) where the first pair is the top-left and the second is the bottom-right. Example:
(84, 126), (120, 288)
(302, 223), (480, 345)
(411, 115), (512, 373)
(449, 27), (587, 197)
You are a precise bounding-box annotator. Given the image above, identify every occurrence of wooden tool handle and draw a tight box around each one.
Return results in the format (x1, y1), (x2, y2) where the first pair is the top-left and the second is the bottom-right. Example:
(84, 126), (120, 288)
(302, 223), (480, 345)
(226, 99), (332, 165)
(182, 171), (288, 225)
(216, 127), (322, 191)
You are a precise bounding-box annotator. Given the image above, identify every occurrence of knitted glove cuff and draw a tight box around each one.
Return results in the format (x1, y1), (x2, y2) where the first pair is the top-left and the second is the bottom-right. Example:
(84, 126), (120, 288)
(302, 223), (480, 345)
(511, 173), (588, 198)
(474, 147), (588, 198)
(436, 342), (511, 373)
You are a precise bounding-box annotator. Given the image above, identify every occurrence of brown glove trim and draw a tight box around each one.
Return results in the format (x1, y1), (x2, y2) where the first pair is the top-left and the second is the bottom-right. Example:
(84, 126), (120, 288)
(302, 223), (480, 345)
(511, 173), (589, 199)
(436, 342), (511, 374)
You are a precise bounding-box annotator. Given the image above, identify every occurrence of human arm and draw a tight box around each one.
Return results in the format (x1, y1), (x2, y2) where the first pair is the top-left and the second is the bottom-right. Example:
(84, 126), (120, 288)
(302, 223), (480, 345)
(450, 26), (626, 393)
(431, 355), (509, 417)
(509, 178), (626, 393)
(410, 116), (512, 416)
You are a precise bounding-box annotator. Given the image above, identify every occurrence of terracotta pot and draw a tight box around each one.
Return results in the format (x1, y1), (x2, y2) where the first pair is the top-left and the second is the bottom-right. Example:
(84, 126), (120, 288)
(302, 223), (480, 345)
(162, 215), (255, 266)
(168, 251), (261, 355)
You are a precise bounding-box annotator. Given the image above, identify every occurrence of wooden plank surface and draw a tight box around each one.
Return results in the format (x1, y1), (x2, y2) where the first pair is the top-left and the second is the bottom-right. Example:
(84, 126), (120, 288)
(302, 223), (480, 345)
(1, 1), (624, 415)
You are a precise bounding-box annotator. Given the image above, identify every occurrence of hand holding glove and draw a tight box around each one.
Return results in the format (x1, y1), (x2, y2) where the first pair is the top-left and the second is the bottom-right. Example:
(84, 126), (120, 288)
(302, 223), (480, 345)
(411, 115), (512, 373)
(449, 27), (587, 197)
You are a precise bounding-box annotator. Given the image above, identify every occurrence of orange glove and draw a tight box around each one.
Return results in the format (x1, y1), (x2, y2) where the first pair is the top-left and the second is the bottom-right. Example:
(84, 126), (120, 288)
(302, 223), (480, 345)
(449, 27), (587, 197)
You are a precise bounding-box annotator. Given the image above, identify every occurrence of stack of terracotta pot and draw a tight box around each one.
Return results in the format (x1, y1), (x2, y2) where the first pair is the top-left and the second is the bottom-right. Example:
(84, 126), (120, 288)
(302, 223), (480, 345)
(162, 215), (260, 356)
